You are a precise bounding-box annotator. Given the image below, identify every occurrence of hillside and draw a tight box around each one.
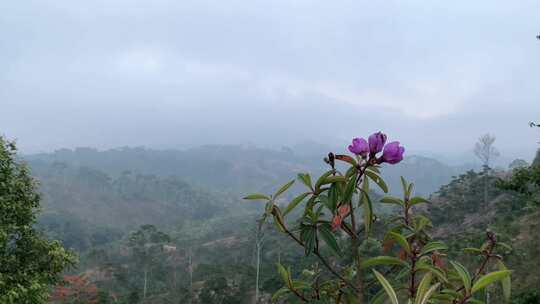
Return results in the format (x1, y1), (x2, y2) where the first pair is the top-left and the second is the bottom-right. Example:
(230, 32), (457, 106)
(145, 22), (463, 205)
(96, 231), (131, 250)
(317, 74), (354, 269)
(424, 161), (540, 301)
(26, 145), (466, 196)
(30, 161), (250, 252)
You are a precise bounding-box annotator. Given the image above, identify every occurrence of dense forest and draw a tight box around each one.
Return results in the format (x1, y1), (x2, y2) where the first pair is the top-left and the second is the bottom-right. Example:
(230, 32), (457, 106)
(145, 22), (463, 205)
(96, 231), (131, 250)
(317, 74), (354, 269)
(1, 138), (537, 303)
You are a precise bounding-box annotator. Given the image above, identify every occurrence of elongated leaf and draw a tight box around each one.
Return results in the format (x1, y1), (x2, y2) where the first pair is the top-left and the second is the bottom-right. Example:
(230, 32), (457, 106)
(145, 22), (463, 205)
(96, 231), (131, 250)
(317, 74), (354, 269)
(471, 270), (512, 294)
(318, 224), (341, 255)
(450, 261), (471, 294)
(409, 196), (430, 206)
(292, 280), (311, 290)
(276, 263), (291, 287)
(322, 175), (347, 185)
(413, 215), (432, 232)
(400, 176), (408, 196)
(415, 272), (433, 304)
(388, 231), (411, 254)
(418, 283), (440, 304)
(420, 241), (448, 256)
(370, 289), (388, 304)
(335, 154), (358, 166)
(315, 170), (334, 191)
(372, 269), (399, 304)
(380, 196), (404, 205)
(283, 192), (310, 216)
(362, 193), (373, 236)
(301, 227), (316, 256)
(496, 242), (513, 252)
(345, 166), (359, 178)
(272, 206), (286, 232)
(367, 166), (381, 173)
(361, 256), (407, 269)
(274, 180), (295, 199)
(463, 247), (483, 255)
(497, 260), (511, 302)
(297, 173), (313, 190)
(342, 176), (357, 204)
(407, 183), (414, 198)
(243, 193), (270, 201)
(362, 179), (373, 236)
(415, 265), (448, 283)
(271, 287), (290, 302)
(365, 170), (389, 193)
(328, 184), (339, 211)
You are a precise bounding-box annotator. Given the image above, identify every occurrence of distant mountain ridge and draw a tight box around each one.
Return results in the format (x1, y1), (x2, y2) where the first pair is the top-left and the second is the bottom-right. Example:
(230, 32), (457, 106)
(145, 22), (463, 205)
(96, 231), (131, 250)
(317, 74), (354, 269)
(26, 145), (471, 196)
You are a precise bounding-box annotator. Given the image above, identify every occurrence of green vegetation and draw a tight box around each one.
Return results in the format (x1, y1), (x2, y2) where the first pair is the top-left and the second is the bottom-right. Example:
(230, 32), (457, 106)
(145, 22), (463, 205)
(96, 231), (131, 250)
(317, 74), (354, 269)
(0, 137), (75, 303)
(245, 133), (512, 303)
(2, 134), (540, 303)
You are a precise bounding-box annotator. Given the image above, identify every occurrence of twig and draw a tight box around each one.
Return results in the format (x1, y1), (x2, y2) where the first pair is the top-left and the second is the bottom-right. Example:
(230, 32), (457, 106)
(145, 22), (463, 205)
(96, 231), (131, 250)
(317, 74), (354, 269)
(282, 224), (360, 293)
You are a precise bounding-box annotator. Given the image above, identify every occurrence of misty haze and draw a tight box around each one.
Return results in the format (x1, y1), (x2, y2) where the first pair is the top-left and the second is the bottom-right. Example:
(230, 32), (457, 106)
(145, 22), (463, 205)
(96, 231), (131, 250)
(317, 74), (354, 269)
(1, 1), (539, 303)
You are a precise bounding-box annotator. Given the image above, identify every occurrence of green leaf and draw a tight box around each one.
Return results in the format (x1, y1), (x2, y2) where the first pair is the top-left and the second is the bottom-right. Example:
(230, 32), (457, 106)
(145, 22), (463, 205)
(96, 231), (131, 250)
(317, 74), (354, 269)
(415, 272), (433, 304)
(450, 261), (471, 294)
(388, 231), (411, 254)
(497, 260), (511, 302)
(318, 224), (341, 255)
(407, 183), (414, 198)
(276, 263), (291, 287)
(274, 180), (295, 199)
(271, 287), (290, 302)
(315, 170), (334, 191)
(322, 175), (347, 185)
(361, 179), (374, 236)
(291, 280), (311, 290)
(366, 166), (381, 173)
(496, 242), (513, 252)
(361, 256), (407, 269)
(328, 184), (339, 211)
(365, 170), (389, 193)
(243, 193), (270, 201)
(300, 227), (316, 256)
(409, 196), (430, 206)
(400, 176), (408, 196)
(297, 173), (313, 190)
(471, 270), (512, 294)
(413, 215), (432, 232)
(463, 247), (483, 255)
(380, 196), (404, 205)
(283, 192), (310, 216)
(420, 241), (448, 256)
(417, 283), (441, 304)
(370, 289), (388, 304)
(372, 269), (399, 304)
(415, 265), (448, 283)
(342, 176), (357, 204)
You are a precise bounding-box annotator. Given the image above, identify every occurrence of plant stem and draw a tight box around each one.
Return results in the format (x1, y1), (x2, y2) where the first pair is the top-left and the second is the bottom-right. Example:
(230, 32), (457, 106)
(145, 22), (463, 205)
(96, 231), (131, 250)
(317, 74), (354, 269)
(282, 224), (360, 293)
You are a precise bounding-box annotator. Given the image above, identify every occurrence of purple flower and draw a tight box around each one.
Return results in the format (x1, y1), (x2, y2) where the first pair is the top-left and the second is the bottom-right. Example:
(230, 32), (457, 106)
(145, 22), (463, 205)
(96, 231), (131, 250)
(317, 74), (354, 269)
(381, 141), (405, 164)
(348, 138), (369, 156)
(368, 132), (387, 154)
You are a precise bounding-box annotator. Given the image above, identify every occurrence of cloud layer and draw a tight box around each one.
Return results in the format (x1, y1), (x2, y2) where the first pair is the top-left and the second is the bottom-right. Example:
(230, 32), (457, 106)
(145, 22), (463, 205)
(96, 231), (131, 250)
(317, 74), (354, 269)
(1, 0), (539, 161)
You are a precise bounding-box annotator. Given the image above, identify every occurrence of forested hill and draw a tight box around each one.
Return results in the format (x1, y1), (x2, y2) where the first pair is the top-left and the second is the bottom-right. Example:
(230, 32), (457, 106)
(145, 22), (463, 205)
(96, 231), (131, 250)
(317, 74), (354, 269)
(30, 161), (250, 252)
(26, 145), (469, 196)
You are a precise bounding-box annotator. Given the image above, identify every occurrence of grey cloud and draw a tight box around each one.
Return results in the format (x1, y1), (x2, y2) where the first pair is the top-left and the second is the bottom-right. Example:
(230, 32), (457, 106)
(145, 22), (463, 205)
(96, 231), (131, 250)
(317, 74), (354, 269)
(1, 0), (539, 163)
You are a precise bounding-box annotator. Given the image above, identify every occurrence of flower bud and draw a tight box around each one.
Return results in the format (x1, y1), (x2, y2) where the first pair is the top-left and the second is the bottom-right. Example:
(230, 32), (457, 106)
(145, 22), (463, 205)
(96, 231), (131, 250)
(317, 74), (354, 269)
(380, 141), (405, 164)
(348, 138), (369, 156)
(368, 132), (387, 154)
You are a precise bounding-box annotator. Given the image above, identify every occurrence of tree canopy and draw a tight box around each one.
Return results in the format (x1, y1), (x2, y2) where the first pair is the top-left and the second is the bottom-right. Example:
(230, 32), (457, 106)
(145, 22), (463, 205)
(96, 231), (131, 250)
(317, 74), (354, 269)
(0, 137), (75, 303)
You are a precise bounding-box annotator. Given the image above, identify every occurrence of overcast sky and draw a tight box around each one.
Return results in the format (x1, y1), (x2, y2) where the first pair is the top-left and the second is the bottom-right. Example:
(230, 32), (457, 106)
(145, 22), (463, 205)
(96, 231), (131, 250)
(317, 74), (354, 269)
(1, 0), (539, 162)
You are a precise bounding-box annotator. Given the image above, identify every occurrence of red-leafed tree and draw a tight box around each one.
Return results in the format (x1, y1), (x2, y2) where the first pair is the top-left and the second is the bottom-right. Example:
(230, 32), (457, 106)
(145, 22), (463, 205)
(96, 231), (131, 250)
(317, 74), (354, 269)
(50, 274), (100, 304)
